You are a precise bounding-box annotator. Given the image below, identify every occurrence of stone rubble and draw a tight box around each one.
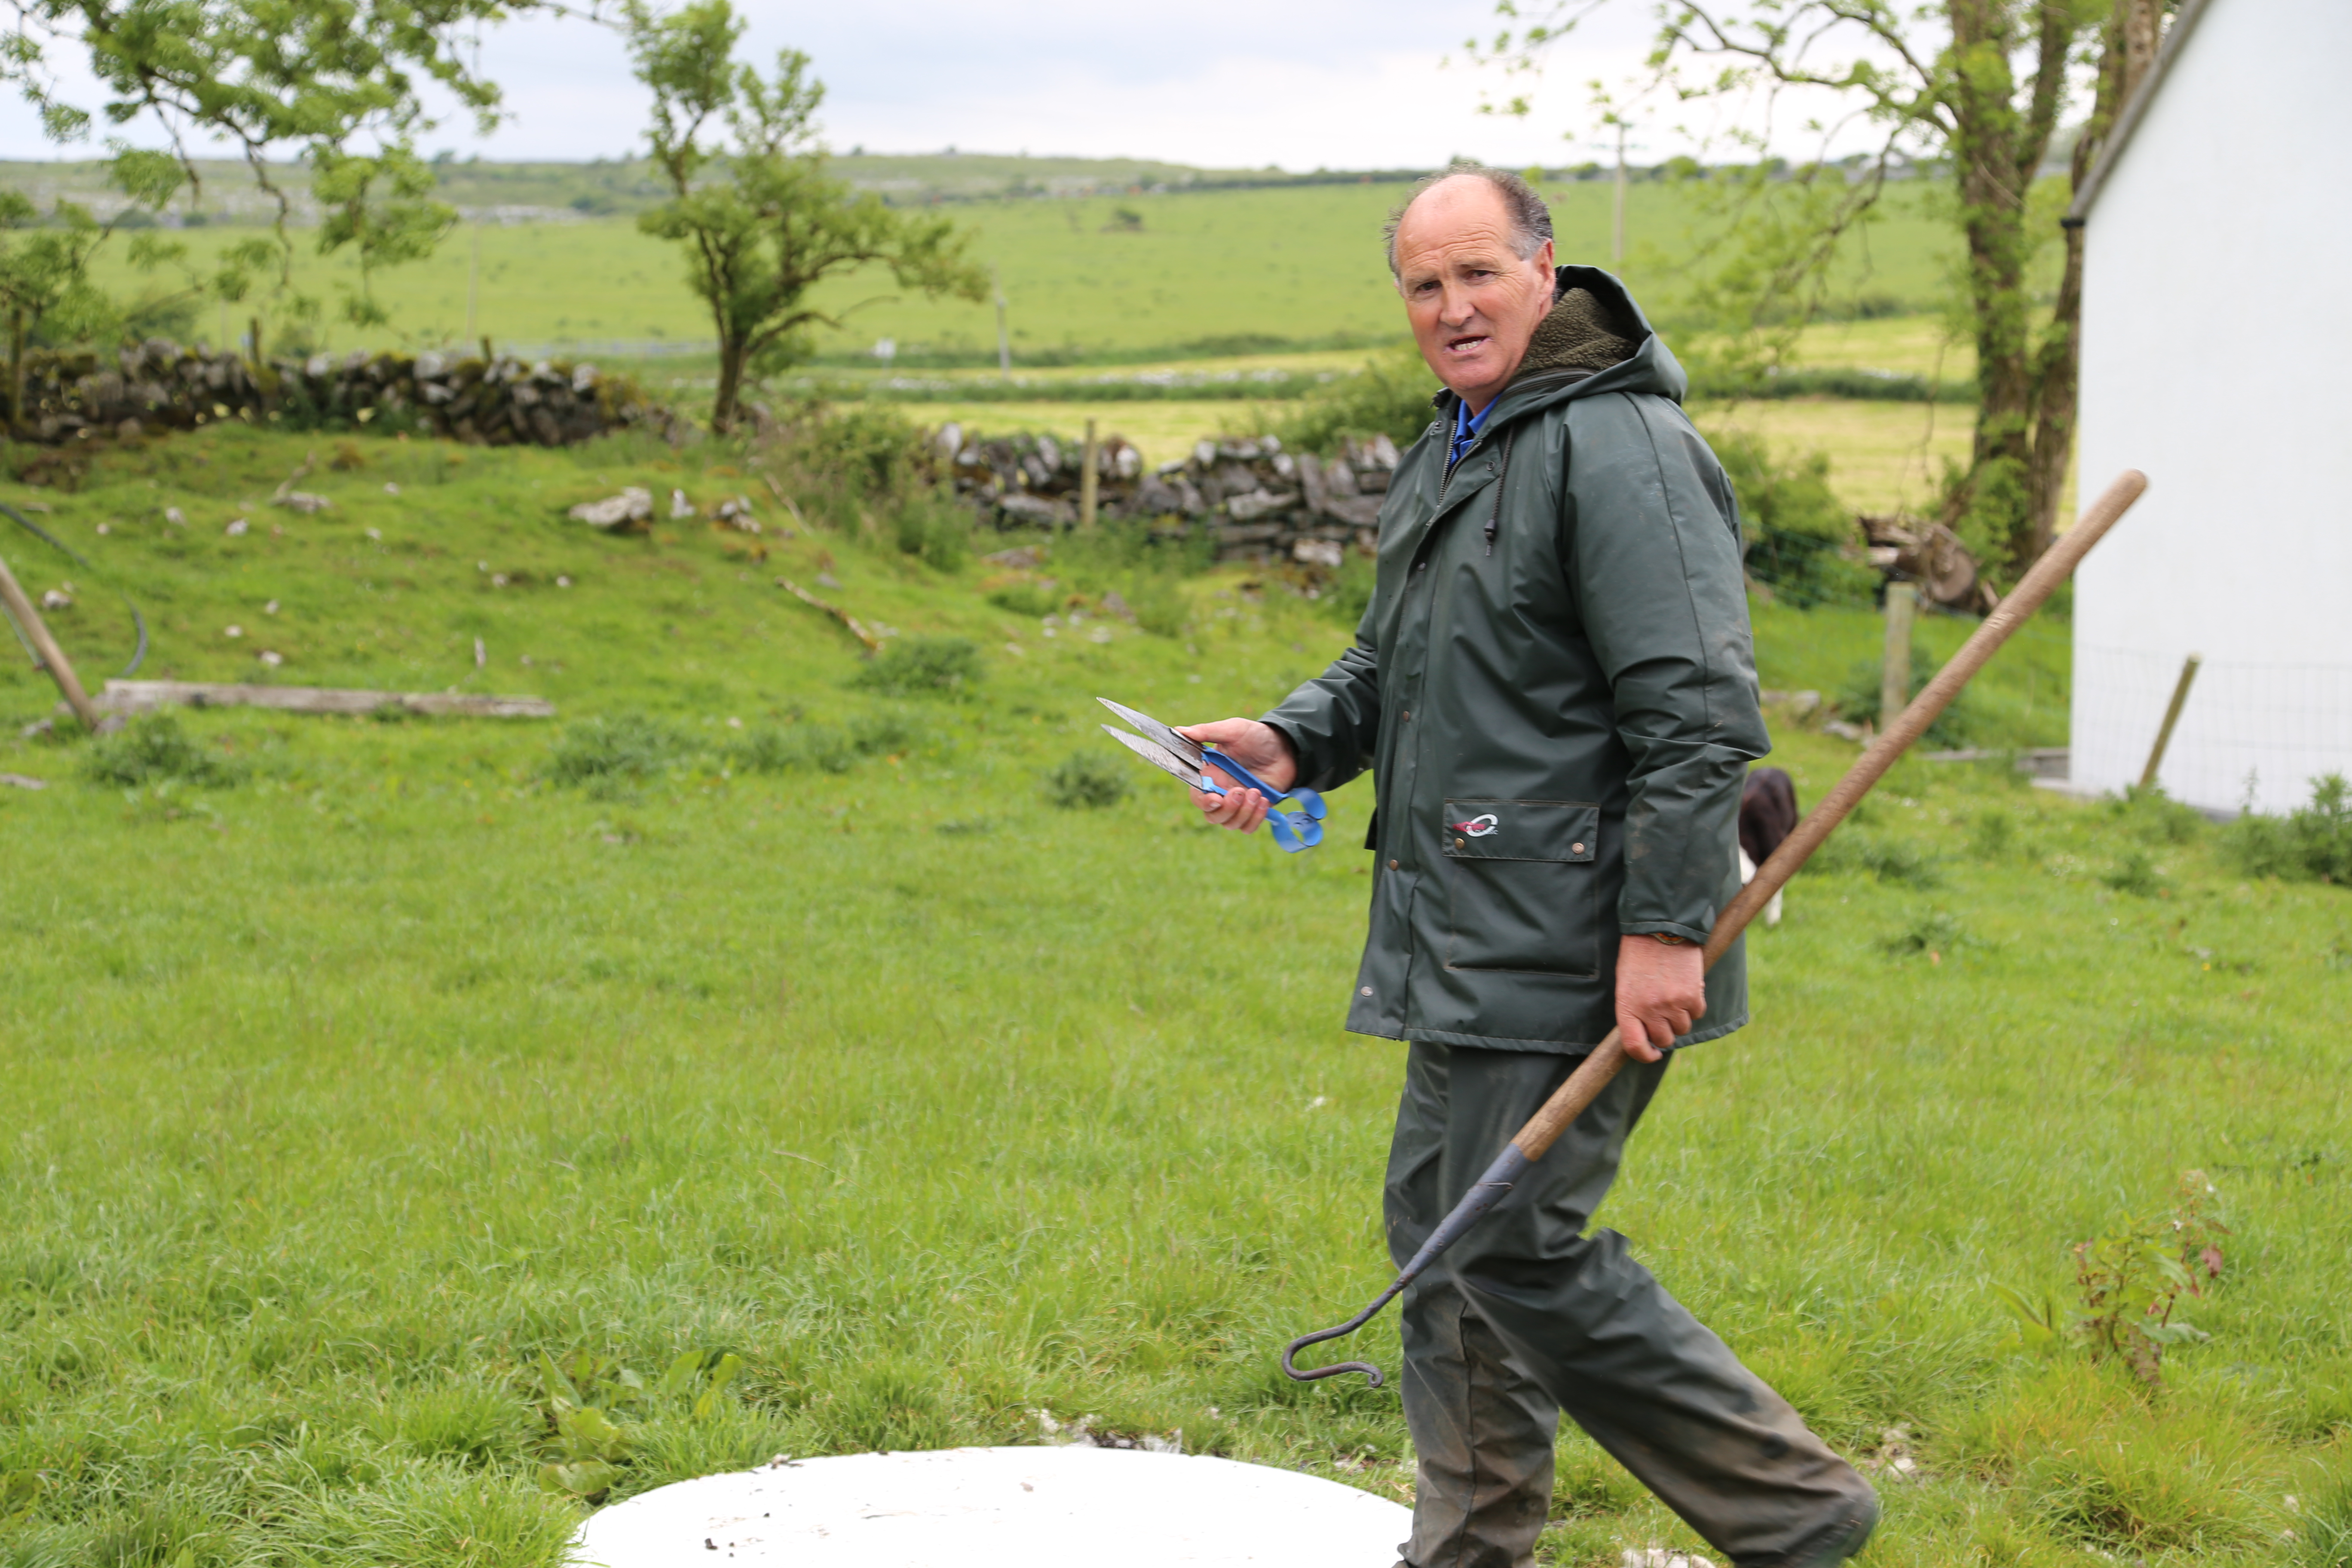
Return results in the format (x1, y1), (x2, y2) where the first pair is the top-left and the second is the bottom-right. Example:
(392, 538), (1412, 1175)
(5, 338), (662, 447)
(934, 421), (1399, 563)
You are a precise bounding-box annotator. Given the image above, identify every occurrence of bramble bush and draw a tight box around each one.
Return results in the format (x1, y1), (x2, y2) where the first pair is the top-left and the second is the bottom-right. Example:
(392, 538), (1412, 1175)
(2226, 773), (2352, 885)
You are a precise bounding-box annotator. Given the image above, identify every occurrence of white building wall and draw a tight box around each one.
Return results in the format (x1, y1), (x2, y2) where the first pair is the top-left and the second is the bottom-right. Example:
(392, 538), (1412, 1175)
(2072, 0), (2352, 814)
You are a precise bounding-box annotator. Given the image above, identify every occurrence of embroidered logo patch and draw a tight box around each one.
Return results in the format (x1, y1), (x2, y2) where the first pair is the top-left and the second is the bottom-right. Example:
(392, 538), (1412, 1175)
(1446, 812), (1499, 838)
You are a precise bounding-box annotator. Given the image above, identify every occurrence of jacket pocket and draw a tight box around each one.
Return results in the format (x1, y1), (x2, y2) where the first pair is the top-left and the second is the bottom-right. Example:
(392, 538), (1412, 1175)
(1440, 798), (1601, 977)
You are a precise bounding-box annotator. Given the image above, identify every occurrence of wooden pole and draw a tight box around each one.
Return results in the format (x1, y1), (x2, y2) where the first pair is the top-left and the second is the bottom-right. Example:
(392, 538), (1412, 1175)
(992, 265), (1011, 376)
(1080, 418), (1100, 530)
(1611, 123), (1627, 270)
(0, 548), (101, 729)
(1881, 580), (1916, 732)
(1508, 470), (2148, 1161)
(2138, 652), (2202, 790)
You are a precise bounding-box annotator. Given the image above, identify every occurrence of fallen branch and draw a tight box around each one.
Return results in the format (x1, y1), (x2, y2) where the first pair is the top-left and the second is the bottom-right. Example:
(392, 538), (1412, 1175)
(776, 577), (880, 653)
(271, 449), (317, 503)
(99, 681), (555, 718)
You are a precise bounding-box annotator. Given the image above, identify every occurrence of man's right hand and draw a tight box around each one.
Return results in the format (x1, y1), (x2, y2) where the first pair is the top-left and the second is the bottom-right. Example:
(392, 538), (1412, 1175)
(1177, 718), (1298, 834)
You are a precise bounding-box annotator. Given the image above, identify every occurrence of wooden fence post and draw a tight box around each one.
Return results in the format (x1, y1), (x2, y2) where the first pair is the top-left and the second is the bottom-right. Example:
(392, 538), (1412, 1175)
(0, 548), (101, 729)
(1079, 418), (1100, 531)
(1880, 581), (1915, 731)
(2138, 652), (2202, 790)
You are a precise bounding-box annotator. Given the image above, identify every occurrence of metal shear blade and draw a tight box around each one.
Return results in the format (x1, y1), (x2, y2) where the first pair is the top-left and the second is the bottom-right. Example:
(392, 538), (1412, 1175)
(1097, 698), (1204, 771)
(1099, 725), (1216, 793)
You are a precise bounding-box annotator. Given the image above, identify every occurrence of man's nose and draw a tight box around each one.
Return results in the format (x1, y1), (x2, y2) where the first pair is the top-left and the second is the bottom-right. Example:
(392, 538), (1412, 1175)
(1438, 282), (1479, 325)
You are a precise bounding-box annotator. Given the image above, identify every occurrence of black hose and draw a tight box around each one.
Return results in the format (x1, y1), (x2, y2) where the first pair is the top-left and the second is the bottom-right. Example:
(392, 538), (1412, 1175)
(0, 499), (147, 676)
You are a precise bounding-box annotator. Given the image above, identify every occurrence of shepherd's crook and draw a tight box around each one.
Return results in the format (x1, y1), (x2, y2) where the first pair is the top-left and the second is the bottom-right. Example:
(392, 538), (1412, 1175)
(1282, 469), (2150, 1385)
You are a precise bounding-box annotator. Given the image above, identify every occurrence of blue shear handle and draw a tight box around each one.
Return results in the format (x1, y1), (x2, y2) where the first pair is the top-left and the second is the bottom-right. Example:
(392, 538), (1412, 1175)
(1196, 779), (1317, 853)
(1201, 749), (1328, 821)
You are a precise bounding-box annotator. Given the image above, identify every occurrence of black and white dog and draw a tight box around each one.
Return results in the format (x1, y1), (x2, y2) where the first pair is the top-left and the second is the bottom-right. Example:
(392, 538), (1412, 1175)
(1739, 767), (1798, 927)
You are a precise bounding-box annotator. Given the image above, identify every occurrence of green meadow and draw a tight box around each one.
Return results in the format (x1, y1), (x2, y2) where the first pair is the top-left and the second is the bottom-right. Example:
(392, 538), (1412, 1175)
(81, 178), (1963, 365)
(2, 426), (2347, 1566)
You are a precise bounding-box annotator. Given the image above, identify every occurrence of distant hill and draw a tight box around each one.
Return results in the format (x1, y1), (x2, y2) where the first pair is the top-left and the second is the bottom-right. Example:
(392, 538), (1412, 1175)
(0, 151), (1461, 226)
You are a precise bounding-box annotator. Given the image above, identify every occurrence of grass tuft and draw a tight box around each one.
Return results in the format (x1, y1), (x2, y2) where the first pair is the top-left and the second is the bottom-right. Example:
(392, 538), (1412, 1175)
(1043, 749), (1132, 809)
(849, 635), (983, 698)
(79, 714), (244, 788)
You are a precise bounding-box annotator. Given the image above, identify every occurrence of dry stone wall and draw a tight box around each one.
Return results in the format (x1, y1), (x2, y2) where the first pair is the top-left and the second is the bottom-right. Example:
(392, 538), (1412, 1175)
(6, 339), (659, 447)
(935, 422), (1400, 563)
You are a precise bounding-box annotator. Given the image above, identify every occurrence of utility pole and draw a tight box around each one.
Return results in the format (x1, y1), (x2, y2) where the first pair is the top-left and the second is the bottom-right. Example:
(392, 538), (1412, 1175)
(1611, 122), (1628, 271)
(992, 263), (1011, 376)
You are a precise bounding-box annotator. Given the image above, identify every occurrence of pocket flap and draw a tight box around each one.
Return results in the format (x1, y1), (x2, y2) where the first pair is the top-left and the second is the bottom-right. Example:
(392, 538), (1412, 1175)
(1440, 799), (1599, 863)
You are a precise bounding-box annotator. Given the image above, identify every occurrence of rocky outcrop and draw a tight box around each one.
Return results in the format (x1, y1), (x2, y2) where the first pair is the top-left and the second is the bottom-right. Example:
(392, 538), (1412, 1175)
(4, 339), (661, 447)
(937, 422), (1400, 563)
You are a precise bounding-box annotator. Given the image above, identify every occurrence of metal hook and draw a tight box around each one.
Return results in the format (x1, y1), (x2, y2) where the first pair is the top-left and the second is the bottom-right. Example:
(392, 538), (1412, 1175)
(1279, 1142), (1534, 1386)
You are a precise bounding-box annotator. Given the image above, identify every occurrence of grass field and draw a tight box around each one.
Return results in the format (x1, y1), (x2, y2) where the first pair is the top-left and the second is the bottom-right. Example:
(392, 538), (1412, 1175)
(74, 178), (1966, 365)
(3, 426), (2347, 1567)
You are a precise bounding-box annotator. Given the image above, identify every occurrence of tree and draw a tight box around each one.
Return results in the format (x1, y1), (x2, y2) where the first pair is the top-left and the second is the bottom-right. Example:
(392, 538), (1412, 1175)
(0, 193), (113, 433)
(622, 0), (988, 432)
(0, 0), (534, 346)
(1480, 0), (2170, 578)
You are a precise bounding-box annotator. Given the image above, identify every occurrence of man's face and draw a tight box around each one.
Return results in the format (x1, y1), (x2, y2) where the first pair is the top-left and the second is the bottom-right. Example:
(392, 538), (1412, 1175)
(1393, 178), (1556, 413)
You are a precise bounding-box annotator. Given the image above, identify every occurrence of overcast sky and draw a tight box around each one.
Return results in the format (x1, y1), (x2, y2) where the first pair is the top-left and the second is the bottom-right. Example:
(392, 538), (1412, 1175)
(0, 0), (1888, 171)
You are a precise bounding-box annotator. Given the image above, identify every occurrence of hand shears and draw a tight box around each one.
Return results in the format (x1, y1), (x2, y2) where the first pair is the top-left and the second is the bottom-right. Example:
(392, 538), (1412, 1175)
(1097, 697), (1328, 853)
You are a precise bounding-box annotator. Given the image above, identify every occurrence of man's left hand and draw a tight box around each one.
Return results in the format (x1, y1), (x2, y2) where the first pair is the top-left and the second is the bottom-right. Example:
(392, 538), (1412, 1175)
(1614, 936), (1706, 1063)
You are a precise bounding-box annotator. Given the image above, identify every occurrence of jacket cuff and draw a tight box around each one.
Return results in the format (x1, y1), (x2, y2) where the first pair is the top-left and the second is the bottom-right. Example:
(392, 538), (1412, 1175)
(1259, 714), (1324, 790)
(1621, 919), (1713, 947)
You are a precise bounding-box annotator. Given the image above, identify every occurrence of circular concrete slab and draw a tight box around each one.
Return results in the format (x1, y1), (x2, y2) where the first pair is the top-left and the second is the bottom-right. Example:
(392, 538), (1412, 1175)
(570, 1446), (1411, 1567)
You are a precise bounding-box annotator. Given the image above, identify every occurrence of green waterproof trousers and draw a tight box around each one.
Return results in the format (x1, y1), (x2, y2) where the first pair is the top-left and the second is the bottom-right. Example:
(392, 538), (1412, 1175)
(1383, 1043), (1874, 1568)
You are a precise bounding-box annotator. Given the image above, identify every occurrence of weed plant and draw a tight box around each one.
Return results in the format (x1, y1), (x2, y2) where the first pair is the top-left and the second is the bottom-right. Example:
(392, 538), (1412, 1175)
(545, 714), (694, 790)
(78, 713), (245, 787)
(2226, 773), (2352, 885)
(1713, 430), (1880, 609)
(850, 635), (983, 698)
(1043, 749), (1132, 809)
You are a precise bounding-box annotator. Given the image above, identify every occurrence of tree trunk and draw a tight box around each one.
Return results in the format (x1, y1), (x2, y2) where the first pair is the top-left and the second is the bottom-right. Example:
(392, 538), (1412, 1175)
(8, 308), (24, 441)
(2025, 0), (2163, 554)
(1943, 0), (2038, 575)
(711, 336), (747, 433)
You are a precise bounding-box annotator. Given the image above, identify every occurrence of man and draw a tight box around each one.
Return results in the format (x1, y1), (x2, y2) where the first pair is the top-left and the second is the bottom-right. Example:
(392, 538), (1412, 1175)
(1181, 168), (1877, 1568)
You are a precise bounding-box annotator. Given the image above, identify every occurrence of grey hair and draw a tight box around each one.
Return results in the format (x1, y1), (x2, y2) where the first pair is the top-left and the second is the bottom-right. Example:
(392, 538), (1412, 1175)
(1383, 163), (1554, 279)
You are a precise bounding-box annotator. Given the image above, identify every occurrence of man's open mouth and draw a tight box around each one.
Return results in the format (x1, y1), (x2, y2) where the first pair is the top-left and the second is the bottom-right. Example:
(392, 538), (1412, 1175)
(1444, 334), (1489, 355)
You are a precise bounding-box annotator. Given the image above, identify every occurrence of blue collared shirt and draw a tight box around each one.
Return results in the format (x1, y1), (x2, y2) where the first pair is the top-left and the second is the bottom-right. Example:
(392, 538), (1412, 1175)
(1448, 398), (1491, 470)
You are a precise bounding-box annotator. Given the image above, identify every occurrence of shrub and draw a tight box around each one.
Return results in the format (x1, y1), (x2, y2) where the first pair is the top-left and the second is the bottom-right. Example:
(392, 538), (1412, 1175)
(850, 636), (982, 698)
(1715, 430), (1877, 608)
(546, 715), (694, 787)
(1124, 576), (1189, 637)
(1880, 907), (1968, 957)
(1044, 750), (1131, 809)
(987, 580), (1063, 618)
(80, 715), (244, 787)
(1259, 343), (1441, 451)
(2224, 773), (2352, 885)
(889, 493), (972, 573)
(731, 711), (916, 774)
(2100, 846), (2168, 898)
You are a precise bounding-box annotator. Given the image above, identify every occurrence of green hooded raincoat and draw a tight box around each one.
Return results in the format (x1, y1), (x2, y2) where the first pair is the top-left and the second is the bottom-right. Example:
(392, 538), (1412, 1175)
(1265, 266), (1770, 1054)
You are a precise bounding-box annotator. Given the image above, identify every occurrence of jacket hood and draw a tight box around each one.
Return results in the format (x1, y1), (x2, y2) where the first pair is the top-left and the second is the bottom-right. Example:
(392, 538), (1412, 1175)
(1433, 266), (1688, 426)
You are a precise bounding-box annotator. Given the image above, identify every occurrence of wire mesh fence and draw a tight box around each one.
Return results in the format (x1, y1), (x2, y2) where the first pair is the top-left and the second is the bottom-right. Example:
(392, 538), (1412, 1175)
(2073, 644), (2352, 814)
